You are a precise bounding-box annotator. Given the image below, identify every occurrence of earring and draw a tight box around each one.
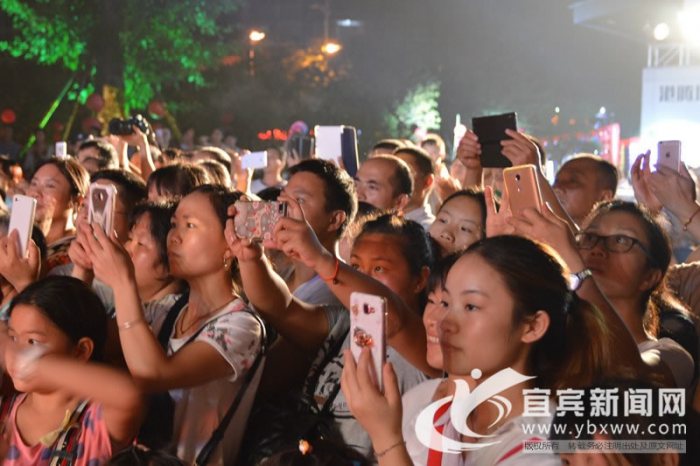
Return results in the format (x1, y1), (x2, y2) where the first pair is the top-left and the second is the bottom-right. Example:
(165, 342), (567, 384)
(223, 256), (230, 270)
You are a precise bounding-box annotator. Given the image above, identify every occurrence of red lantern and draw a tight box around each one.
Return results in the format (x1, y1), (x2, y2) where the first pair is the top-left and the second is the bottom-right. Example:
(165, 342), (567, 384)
(1, 109), (16, 125)
(85, 93), (104, 113)
(148, 100), (167, 118)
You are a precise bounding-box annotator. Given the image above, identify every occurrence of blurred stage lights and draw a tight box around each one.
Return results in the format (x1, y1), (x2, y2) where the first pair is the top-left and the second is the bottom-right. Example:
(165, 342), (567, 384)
(249, 30), (266, 43)
(322, 41), (342, 55)
(653, 22), (670, 41)
(678, 5), (700, 44)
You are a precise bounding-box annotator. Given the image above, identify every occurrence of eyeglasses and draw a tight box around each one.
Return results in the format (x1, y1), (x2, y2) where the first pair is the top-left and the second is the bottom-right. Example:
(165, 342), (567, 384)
(575, 232), (657, 265)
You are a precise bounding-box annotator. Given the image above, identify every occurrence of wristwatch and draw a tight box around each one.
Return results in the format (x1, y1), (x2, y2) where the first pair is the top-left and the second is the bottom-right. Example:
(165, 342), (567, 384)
(569, 268), (593, 291)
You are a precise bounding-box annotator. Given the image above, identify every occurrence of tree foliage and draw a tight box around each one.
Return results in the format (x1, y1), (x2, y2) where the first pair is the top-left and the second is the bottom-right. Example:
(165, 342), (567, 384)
(0, 0), (242, 111)
(385, 80), (442, 137)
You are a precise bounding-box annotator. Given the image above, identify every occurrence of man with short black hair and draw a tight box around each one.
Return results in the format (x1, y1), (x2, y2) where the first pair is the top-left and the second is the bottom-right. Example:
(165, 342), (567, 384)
(553, 154), (619, 226)
(394, 146), (436, 229)
(368, 138), (406, 158)
(77, 139), (119, 175)
(354, 155), (413, 212)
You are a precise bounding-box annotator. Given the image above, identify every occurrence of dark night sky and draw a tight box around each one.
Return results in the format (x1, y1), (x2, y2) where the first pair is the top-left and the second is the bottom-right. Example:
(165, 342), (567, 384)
(247, 0), (649, 138)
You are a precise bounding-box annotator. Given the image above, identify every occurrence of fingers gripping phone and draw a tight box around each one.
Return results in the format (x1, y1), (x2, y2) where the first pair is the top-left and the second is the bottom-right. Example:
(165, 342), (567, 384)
(234, 201), (288, 242)
(88, 183), (117, 235)
(657, 140), (681, 172)
(471, 112), (518, 168)
(9, 195), (37, 258)
(503, 165), (544, 217)
(350, 292), (387, 392)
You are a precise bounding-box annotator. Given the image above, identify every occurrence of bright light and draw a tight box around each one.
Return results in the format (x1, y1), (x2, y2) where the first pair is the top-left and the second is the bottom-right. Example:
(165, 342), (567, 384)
(249, 30), (266, 43)
(653, 22), (670, 41)
(599, 106), (607, 115)
(554, 106), (560, 114)
(322, 41), (342, 55)
(678, 6), (700, 44)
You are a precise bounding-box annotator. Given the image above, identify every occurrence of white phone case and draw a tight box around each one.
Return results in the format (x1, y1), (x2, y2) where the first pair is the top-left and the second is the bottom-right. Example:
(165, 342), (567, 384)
(242, 151), (268, 170)
(9, 195), (37, 258)
(350, 292), (387, 392)
(55, 141), (67, 159)
(657, 140), (681, 172)
(88, 183), (117, 235)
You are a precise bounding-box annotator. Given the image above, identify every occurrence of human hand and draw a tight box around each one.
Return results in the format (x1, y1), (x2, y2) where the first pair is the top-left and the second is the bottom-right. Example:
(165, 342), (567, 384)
(500, 130), (541, 169)
(648, 163), (698, 221)
(273, 193), (330, 270)
(341, 349), (404, 451)
(69, 224), (94, 270)
(80, 223), (135, 289)
(224, 204), (265, 263)
(0, 231), (41, 292)
(485, 185), (515, 237)
(630, 151), (662, 214)
(434, 174), (462, 201)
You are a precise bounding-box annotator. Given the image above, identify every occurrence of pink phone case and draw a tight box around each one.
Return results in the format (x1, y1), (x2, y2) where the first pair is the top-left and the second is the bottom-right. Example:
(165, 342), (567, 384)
(88, 183), (117, 234)
(350, 292), (387, 392)
(657, 141), (681, 172)
(503, 164), (544, 217)
(9, 195), (36, 258)
(234, 201), (288, 242)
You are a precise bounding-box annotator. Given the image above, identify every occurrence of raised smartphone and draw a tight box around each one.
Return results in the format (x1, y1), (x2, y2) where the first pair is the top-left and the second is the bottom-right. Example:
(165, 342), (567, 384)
(472, 112), (518, 168)
(234, 200), (288, 242)
(8, 195), (36, 258)
(657, 140), (681, 172)
(503, 164), (544, 217)
(55, 141), (68, 159)
(350, 292), (387, 392)
(242, 151), (268, 170)
(88, 183), (117, 235)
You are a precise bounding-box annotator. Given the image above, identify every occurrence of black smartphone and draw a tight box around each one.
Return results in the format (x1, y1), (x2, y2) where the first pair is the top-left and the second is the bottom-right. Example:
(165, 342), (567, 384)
(341, 126), (359, 178)
(471, 112), (518, 168)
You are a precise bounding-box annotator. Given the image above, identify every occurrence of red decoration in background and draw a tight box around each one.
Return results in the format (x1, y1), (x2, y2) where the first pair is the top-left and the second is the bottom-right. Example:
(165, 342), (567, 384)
(257, 128), (289, 141)
(85, 93), (104, 113)
(148, 100), (167, 118)
(1, 109), (16, 125)
(221, 55), (243, 66)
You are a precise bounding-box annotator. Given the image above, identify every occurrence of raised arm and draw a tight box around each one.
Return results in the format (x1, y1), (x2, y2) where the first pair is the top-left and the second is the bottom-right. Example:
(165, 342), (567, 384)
(23, 354), (142, 448)
(82, 225), (239, 392)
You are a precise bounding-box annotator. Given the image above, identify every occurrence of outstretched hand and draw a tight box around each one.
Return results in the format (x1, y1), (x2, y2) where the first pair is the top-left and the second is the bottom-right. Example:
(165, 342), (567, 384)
(341, 349), (403, 451)
(80, 224), (134, 289)
(273, 193), (330, 269)
(485, 185), (515, 237)
(630, 151), (662, 214)
(0, 230), (40, 293)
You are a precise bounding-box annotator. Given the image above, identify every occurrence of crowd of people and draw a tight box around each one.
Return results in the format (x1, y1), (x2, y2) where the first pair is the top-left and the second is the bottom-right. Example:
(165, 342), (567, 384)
(0, 116), (696, 466)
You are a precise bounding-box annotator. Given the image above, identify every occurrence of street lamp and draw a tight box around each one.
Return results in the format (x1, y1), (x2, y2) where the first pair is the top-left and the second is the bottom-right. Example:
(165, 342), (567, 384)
(321, 40), (342, 55)
(248, 29), (266, 76)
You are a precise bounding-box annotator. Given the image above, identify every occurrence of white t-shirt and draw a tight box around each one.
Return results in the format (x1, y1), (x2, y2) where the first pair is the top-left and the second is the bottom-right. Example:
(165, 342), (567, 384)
(402, 379), (560, 466)
(167, 298), (263, 465)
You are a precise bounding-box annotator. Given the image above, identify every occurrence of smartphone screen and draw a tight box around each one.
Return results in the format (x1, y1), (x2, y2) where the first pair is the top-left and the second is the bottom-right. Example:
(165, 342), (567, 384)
(472, 112), (517, 168)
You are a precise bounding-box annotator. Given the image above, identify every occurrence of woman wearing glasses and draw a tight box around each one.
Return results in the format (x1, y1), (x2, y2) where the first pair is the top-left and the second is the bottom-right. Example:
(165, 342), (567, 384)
(576, 200), (694, 388)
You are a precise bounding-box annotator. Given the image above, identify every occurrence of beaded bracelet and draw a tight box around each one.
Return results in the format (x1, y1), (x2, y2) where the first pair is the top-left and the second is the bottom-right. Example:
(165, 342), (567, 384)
(375, 439), (406, 458)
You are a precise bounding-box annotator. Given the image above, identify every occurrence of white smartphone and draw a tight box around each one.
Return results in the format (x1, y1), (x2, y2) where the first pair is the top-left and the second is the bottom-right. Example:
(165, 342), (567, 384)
(88, 183), (117, 234)
(314, 125), (344, 161)
(350, 292), (387, 392)
(55, 141), (68, 159)
(241, 151), (268, 170)
(8, 195), (37, 258)
(657, 140), (681, 172)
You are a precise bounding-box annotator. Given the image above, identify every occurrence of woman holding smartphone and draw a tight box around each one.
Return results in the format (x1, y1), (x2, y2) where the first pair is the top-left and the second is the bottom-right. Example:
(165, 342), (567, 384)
(26, 158), (89, 273)
(83, 185), (263, 465)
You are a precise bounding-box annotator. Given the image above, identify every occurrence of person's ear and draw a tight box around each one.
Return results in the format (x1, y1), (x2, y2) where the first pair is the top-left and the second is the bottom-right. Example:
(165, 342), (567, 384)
(326, 210), (347, 236)
(423, 173), (435, 194)
(639, 268), (663, 293)
(395, 193), (410, 212)
(74, 337), (94, 362)
(412, 265), (430, 295)
(599, 189), (614, 202)
(520, 310), (550, 344)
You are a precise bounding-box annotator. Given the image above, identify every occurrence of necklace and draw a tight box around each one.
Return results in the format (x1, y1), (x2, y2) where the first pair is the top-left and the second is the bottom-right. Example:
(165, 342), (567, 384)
(176, 300), (231, 337)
